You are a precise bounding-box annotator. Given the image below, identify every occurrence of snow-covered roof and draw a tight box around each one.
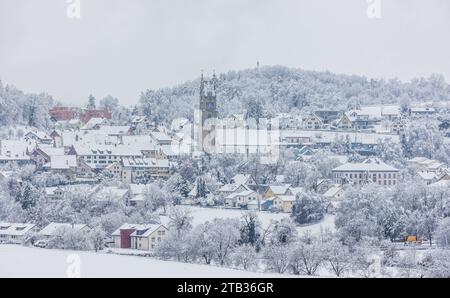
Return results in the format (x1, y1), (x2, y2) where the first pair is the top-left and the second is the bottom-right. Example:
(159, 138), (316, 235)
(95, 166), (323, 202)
(410, 107), (436, 113)
(274, 195), (296, 202)
(122, 135), (157, 151)
(0, 223), (36, 236)
(323, 186), (343, 198)
(49, 155), (77, 170)
(150, 132), (172, 142)
(231, 174), (254, 185)
(111, 223), (166, 237)
(429, 180), (450, 188)
(94, 187), (129, 202)
(219, 184), (250, 193)
(225, 190), (255, 199)
(71, 144), (142, 157)
(97, 125), (130, 136)
(332, 160), (399, 172)
(417, 172), (437, 181)
(280, 130), (400, 146)
(39, 223), (88, 237)
(38, 147), (65, 157)
(160, 145), (177, 157)
(289, 187), (304, 196)
(0, 140), (34, 161)
(268, 184), (292, 195)
(129, 184), (147, 195)
(61, 131), (119, 147)
(82, 117), (106, 129)
(122, 157), (169, 168)
(25, 130), (52, 140)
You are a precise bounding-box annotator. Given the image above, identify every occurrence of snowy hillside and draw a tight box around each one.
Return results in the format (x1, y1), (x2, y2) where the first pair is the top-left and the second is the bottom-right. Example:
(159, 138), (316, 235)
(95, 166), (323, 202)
(0, 245), (289, 278)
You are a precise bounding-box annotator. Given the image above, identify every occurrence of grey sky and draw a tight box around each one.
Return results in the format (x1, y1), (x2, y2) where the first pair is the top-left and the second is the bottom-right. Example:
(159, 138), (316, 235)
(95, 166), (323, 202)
(0, 0), (449, 106)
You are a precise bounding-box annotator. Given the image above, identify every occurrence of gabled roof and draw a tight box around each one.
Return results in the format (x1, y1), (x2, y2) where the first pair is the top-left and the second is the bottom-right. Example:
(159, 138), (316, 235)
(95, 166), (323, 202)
(267, 184), (292, 195)
(274, 195), (296, 202)
(332, 159), (399, 172)
(231, 174), (254, 185)
(111, 223), (167, 237)
(25, 130), (52, 140)
(39, 223), (88, 237)
(218, 184), (251, 193)
(323, 185), (344, 198)
(122, 157), (169, 168)
(98, 125), (131, 136)
(225, 190), (256, 199)
(0, 223), (36, 236)
(150, 132), (172, 142)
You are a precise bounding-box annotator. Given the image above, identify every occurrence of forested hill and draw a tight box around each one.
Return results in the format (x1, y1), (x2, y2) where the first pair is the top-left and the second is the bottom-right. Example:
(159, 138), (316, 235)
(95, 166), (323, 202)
(138, 65), (450, 124)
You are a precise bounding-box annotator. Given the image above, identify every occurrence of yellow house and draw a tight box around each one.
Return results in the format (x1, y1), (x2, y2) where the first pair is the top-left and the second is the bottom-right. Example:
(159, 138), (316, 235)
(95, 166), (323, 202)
(272, 195), (296, 213)
(265, 185), (292, 199)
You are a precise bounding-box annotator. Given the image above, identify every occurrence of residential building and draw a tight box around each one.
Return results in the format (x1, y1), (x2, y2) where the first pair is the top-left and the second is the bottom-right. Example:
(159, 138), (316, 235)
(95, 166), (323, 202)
(68, 144), (143, 169)
(302, 114), (323, 130)
(24, 131), (53, 145)
(0, 223), (38, 244)
(225, 190), (259, 208)
(121, 157), (170, 183)
(332, 159), (399, 186)
(272, 195), (296, 213)
(112, 223), (168, 250)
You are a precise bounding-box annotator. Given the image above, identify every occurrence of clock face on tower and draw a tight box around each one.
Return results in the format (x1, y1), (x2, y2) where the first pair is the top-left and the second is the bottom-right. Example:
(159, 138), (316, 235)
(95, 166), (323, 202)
(206, 102), (215, 111)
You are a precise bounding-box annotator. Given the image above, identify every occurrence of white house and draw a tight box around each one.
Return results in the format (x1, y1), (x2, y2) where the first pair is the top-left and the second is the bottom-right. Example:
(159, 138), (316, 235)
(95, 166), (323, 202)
(225, 190), (259, 208)
(0, 223), (38, 244)
(112, 223), (168, 250)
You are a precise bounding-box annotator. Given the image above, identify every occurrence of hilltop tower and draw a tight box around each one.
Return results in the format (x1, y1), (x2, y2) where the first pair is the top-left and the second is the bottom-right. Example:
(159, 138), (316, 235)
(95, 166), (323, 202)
(194, 72), (218, 152)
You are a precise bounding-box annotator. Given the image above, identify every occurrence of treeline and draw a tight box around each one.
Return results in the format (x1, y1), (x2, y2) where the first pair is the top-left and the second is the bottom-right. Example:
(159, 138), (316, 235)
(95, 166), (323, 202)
(138, 65), (450, 124)
(0, 81), (54, 130)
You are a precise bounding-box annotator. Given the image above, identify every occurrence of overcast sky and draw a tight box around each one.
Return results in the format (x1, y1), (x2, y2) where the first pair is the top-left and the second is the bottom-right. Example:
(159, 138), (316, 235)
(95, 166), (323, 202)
(0, 0), (449, 106)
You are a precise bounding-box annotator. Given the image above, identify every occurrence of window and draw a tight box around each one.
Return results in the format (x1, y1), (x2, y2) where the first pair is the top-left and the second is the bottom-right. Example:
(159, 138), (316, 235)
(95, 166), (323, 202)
(152, 237), (155, 242)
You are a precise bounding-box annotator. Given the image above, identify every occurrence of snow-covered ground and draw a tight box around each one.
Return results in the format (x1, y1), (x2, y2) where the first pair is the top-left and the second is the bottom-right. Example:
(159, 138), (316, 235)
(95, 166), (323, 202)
(161, 206), (335, 235)
(0, 245), (288, 278)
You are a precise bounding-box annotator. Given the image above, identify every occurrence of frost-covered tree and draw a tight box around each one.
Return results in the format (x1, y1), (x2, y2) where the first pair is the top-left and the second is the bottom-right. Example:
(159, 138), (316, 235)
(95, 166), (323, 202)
(270, 218), (298, 245)
(231, 245), (258, 271)
(168, 206), (193, 238)
(47, 226), (92, 251)
(289, 234), (324, 276)
(89, 227), (107, 252)
(239, 212), (262, 247)
(435, 217), (450, 248)
(292, 192), (325, 225)
(263, 244), (291, 274)
(323, 238), (352, 277)
(143, 182), (170, 214)
(209, 218), (241, 266)
(166, 173), (190, 199)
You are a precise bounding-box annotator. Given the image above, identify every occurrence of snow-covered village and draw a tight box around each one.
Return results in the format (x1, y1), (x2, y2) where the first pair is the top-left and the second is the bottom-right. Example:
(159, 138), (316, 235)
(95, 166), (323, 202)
(1, 1), (450, 281)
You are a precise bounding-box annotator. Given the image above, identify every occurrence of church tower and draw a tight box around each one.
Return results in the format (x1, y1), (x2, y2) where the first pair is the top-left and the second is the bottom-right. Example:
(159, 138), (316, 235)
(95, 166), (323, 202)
(194, 72), (218, 153)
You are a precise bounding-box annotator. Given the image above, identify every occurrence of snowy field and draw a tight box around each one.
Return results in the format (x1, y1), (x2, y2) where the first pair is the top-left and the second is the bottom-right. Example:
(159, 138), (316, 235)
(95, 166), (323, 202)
(161, 206), (336, 235)
(0, 245), (288, 278)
